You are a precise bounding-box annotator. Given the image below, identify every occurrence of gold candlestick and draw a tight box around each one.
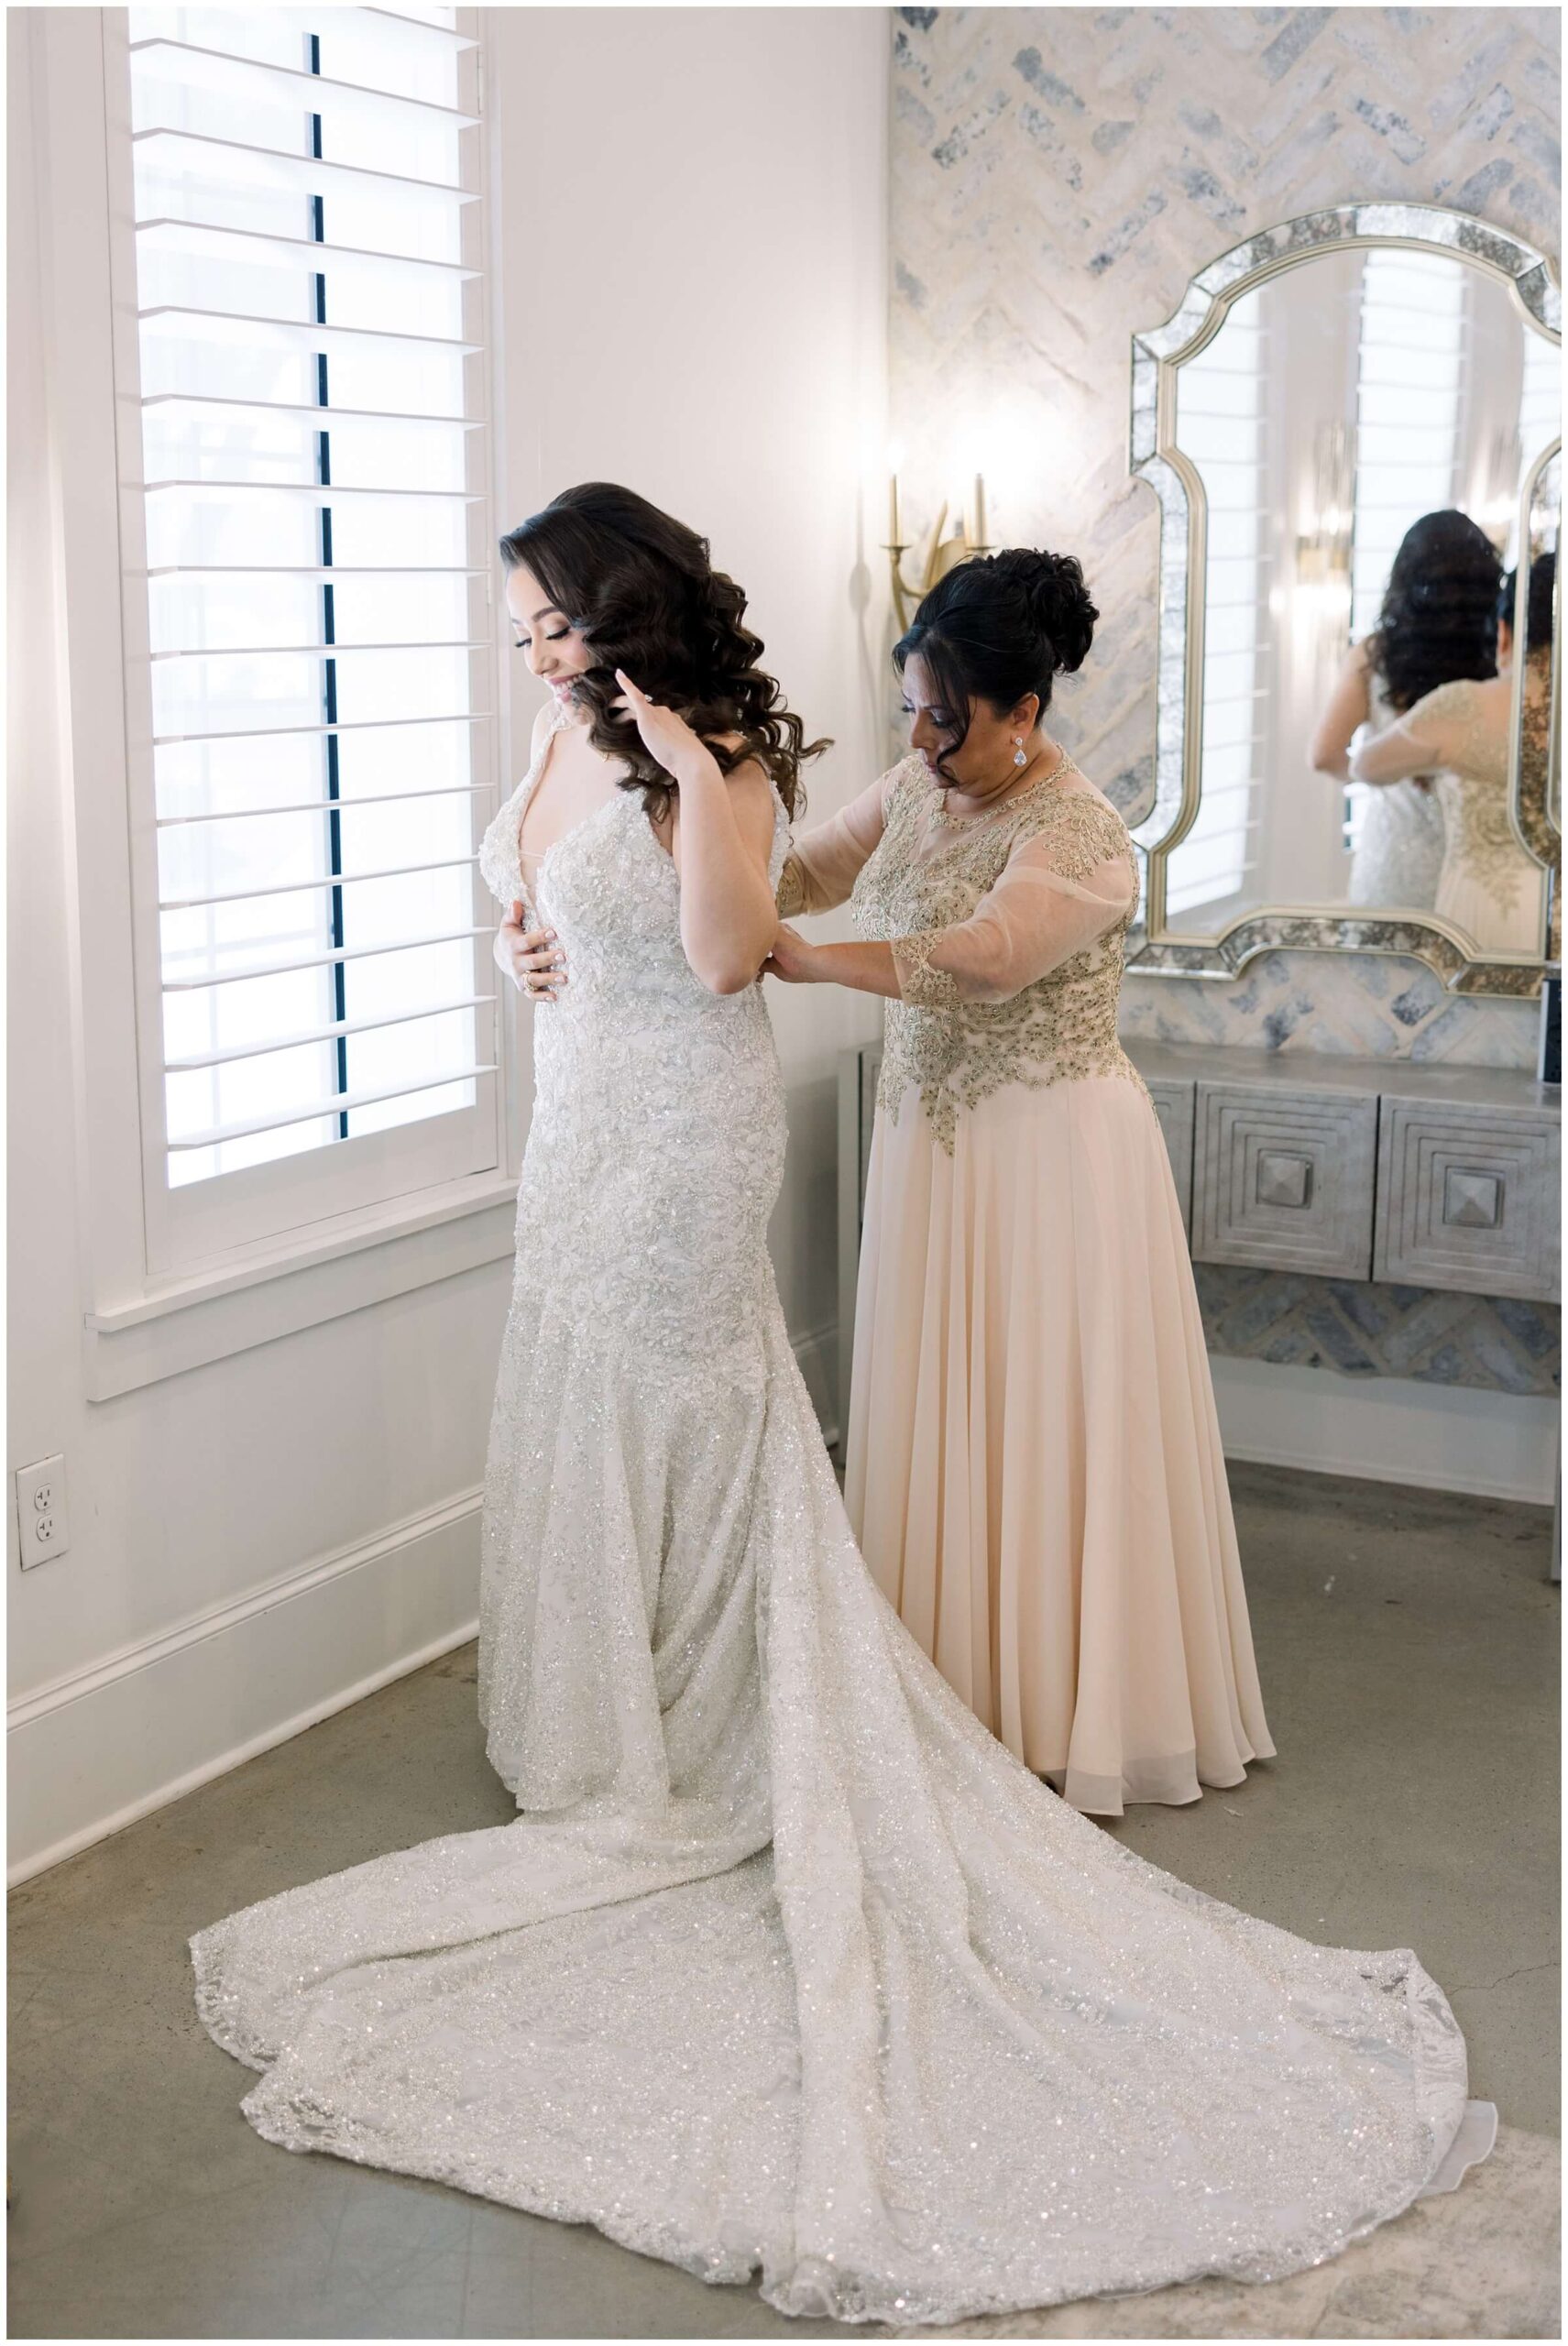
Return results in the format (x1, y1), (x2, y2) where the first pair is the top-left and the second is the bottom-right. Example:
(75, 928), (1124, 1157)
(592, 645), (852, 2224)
(884, 477), (993, 632)
(968, 471), (988, 555)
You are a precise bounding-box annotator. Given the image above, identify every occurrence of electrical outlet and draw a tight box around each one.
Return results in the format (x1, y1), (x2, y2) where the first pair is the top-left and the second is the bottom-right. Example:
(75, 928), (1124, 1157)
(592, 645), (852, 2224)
(16, 1456), (68, 1568)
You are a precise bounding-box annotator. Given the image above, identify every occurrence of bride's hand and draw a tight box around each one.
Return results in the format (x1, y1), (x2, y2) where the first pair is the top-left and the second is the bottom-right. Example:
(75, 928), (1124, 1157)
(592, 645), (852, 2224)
(496, 902), (567, 1001)
(613, 670), (708, 780)
(764, 923), (819, 984)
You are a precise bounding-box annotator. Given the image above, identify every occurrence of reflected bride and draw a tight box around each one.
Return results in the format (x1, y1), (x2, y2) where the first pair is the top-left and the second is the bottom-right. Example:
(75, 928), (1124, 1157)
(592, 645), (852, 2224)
(1310, 509), (1502, 912)
(191, 485), (1495, 2328)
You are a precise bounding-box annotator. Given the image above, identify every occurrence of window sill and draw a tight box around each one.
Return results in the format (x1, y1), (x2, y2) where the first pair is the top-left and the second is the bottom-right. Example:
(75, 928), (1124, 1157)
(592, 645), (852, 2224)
(82, 1173), (520, 1399)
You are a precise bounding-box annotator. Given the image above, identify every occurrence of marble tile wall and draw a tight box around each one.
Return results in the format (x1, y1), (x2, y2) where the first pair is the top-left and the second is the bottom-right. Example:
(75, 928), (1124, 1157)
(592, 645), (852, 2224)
(889, 4), (1559, 1071)
(889, 6), (1560, 1390)
(1194, 1264), (1559, 1396)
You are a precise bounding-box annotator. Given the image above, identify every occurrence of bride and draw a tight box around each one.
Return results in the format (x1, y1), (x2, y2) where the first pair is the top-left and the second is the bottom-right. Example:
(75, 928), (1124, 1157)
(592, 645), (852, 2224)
(191, 482), (1493, 2326)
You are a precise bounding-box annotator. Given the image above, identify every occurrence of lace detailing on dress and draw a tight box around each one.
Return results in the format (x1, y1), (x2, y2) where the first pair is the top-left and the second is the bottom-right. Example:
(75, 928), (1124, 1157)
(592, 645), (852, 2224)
(891, 927), (963, 1008)
(852, 756), (1146, 1153)
(1417, 679), (1527, 923)
(774, 853), (808, 918)
(1346, 666), (1445, 909)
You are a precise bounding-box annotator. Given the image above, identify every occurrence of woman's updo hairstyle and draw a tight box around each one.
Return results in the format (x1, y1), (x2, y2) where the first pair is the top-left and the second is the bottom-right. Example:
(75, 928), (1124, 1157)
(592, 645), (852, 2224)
(894, 548), (1099, 781)
(1498, 549), (1557, 652)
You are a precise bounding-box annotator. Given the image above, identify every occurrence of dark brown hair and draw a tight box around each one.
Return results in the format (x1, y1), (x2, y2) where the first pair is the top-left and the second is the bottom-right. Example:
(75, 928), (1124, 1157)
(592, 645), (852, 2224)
(894, 548), (1098, 784)
(1499, 549), (1557, 652)
(499, 482), (828, 819)
(1367, 510), (1501, 713)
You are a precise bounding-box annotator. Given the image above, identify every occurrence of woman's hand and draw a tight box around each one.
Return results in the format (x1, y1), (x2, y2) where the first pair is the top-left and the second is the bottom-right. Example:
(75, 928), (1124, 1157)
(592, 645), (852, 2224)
(764, 923), (821, 984)
(613, 670), (711, 782)
(495, 902), (567, 1002)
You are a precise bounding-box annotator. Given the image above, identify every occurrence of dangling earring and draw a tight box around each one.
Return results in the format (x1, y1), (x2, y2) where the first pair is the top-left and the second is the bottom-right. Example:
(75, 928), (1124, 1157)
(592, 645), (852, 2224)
(1012, 735), (1027, 769)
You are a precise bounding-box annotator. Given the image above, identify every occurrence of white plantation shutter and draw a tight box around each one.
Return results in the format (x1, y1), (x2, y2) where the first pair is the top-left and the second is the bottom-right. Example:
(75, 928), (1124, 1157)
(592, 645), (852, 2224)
(1517, 328), (1561, 477)
(112, 6), (503, 1266)
(1509, 331), (1561, 573)
(1172, 288), (1269, 916)
(1348, 250), (1466, 643)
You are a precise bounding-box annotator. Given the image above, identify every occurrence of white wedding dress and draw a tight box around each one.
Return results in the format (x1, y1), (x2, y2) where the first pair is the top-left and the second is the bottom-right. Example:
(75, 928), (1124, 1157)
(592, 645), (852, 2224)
(191, 706), (1494, 2326)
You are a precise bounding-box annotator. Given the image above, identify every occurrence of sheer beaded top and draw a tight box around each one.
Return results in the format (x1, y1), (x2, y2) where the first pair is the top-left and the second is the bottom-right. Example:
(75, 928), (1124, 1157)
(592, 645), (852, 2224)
(780, 750), (1146, 1152)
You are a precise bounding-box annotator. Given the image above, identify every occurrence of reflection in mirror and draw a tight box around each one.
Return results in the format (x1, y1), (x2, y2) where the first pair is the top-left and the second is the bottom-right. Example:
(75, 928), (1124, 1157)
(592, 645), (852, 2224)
(1519, 451), (1560, 851)
(1168, 245), (1559, 955)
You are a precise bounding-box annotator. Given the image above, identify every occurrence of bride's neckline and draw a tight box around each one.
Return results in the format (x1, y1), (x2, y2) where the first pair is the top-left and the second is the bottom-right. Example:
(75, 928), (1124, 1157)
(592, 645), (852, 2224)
(516, 701), (690, 894)
(516, 701), (620, 884)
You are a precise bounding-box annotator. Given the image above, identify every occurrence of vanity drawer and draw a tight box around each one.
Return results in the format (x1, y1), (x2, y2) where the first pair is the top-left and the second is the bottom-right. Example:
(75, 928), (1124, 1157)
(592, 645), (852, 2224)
(1374, 1097), (1561, 1302)
(1143, 1077), (1195, 1236)
(1191, 1081), (1377, 1278)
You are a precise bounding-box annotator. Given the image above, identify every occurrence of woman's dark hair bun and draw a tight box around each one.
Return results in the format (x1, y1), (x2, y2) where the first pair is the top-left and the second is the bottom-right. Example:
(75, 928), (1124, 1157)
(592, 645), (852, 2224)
(893, 543), (1100, 783)
(1500, 549), (1557, 649)
(987, 548), (1099, 674)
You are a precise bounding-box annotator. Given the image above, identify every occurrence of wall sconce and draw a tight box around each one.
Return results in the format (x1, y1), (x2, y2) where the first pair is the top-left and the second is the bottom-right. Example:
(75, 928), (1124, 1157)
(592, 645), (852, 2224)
(885, 465), (992, 632)
(1477, 424), (1525, 553)
(1295, 421), (1353, 589)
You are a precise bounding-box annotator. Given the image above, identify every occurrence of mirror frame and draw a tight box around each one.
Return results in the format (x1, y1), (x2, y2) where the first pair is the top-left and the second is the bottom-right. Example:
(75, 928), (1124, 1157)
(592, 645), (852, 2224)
(1127, 202), (1562, 997)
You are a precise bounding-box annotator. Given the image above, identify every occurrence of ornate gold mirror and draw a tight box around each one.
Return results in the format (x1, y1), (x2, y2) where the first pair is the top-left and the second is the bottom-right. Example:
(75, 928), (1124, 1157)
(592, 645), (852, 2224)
(1128, 203), (1560, 995)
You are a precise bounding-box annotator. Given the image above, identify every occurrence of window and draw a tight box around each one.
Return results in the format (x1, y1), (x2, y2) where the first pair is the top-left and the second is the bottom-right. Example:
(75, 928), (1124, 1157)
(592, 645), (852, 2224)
(1348, 249), (1466, 643)
(1517, 328), (1561, 477)
(1170, 286), (1269, 917)
(111, 6), (503, 1269)
(1509, 328), (1561, 572)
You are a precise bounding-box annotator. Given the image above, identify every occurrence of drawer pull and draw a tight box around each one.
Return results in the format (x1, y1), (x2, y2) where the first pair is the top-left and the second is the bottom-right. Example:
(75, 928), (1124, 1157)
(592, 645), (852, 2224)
(1442, 1168), (1502, 1231)
(1255, 1151), (1313, 1210)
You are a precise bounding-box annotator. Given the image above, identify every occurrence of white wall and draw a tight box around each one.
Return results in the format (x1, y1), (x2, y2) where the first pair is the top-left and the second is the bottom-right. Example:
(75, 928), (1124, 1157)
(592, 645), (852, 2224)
(6, 5), (892, 1880)
(489, 5), (892, 1346)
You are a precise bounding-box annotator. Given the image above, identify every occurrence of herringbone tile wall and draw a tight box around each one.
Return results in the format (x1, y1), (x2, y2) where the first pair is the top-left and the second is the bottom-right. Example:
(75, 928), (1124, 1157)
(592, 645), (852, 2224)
(1193, 1263), (1560, 1396)
(890, 6), (1561, 1392)
(889, 3), (1560, 1071)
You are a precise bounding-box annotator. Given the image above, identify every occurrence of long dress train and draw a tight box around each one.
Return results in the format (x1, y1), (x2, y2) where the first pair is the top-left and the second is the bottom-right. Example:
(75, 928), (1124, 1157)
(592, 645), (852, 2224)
(191, 705), (1494, 2326)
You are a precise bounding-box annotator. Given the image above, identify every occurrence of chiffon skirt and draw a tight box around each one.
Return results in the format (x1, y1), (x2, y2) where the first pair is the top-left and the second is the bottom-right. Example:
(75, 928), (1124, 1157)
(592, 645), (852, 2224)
(847, 1072), (1276, 1814)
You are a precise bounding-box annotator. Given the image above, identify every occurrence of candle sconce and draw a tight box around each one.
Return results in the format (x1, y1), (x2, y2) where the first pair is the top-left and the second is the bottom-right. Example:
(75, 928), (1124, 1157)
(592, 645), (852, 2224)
(1294, 421), (1353, 590)
(884, 470), (992, 633)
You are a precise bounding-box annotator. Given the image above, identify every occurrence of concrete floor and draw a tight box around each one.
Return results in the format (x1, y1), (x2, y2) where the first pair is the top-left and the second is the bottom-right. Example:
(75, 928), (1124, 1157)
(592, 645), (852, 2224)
(8, 1463), (1558, 2341)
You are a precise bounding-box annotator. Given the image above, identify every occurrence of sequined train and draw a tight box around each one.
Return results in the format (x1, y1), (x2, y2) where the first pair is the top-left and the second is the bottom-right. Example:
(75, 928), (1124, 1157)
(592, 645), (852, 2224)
(191, 705), (1494, 2326)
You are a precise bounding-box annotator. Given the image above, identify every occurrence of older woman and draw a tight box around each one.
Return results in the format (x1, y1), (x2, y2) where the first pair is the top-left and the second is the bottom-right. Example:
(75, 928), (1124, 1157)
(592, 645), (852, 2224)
(1347, 552), (1554, 954)
(768, 548), (1273, 1814)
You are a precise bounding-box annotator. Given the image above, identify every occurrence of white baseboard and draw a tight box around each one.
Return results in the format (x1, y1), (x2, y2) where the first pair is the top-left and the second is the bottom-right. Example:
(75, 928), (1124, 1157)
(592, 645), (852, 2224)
(1210, 1355), (1559, 1505)
(7, 1493), (483, 1887)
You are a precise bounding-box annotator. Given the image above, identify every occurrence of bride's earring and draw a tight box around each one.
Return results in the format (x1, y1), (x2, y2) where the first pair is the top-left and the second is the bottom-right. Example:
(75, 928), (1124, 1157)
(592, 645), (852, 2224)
(1012, 736), (1027, 769)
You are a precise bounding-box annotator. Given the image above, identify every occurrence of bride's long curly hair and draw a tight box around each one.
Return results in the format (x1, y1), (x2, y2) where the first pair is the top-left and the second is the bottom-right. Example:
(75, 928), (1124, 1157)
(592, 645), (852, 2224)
(1366, 510), (1501, 713)
(499, 483), (828, 820)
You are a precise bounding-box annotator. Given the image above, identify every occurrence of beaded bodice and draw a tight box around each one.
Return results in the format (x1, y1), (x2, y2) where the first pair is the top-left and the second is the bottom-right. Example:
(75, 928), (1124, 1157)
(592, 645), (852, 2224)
(850, 753), (1146, 1151)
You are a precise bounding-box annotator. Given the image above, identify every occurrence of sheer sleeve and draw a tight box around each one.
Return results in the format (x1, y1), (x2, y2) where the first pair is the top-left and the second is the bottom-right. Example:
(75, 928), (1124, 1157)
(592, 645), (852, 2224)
(776, 767), (897, 915)
(891, 828), (1137, 1007)
(1348, 680), (1473, 786)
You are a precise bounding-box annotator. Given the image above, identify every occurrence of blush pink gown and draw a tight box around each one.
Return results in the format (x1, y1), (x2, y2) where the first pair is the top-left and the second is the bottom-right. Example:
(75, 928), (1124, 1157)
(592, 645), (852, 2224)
(782, 750), (1275, 1814)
